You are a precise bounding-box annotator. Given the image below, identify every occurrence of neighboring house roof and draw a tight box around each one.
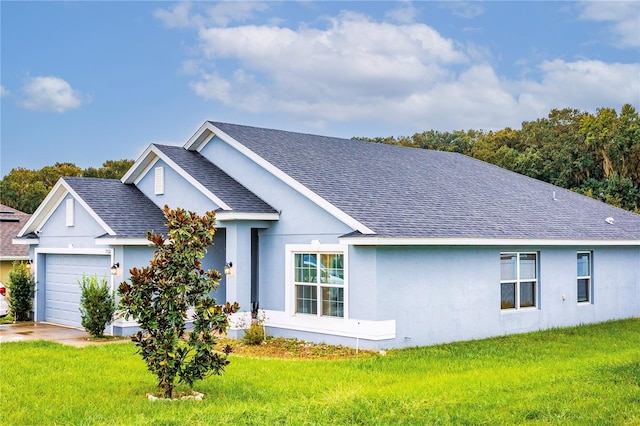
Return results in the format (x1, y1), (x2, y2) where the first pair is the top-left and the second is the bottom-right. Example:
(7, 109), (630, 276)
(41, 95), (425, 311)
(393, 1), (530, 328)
(153, 144), (277, 214)
(0, 204), (31, 259)
(62, 177), (167, 239)
(205, 122), (640, 242)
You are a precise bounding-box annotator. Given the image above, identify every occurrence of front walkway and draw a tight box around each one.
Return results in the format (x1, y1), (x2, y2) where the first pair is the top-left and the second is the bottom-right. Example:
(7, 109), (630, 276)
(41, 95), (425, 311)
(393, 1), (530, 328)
(0, 322), (127, 347)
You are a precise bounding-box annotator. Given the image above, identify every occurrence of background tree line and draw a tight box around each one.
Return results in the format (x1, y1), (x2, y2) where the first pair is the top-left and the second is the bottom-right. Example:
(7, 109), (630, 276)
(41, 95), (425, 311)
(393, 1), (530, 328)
(0, 160), (134, 213)
(356, 104), (640, 213)
(2, 104), (638, 215)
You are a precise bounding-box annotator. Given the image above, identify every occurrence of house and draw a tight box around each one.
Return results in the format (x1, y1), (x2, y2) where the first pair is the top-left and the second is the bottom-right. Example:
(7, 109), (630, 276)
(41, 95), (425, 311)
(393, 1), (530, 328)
(15, 121), (640, 348)
(1, 204), (31, 284)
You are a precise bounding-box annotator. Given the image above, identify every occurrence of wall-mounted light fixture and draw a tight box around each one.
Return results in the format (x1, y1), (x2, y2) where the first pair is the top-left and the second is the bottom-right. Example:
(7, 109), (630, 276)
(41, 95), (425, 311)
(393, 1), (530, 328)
(111, 263), (120, 276)
(224, 262), (233, 275)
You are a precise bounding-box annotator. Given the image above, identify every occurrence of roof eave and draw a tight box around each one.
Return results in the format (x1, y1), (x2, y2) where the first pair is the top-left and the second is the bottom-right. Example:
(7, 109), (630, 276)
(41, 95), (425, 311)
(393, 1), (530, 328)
(94, 237), (154, 246)
(0, 256), (30, 261)
(12, 237), (39, 245)
(184, 122), (216, 152)
(215, 211), (280, 221)
(338, 236), (640, 247)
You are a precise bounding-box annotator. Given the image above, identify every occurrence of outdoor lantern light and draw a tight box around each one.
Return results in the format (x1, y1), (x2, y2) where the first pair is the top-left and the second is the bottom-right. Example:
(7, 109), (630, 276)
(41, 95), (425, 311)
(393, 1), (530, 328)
(224, 262), (233, 275)
(111, 263), (119, 275)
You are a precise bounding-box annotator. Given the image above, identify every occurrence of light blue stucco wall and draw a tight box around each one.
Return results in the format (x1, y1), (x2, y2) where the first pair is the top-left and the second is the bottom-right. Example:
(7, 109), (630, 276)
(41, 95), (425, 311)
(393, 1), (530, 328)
(35, 194), (107, 249)
(364, 244), (640, 348)
(199, 137), (354, 314)
(136, 158), (220, 214)
(199, 137), (640, 348)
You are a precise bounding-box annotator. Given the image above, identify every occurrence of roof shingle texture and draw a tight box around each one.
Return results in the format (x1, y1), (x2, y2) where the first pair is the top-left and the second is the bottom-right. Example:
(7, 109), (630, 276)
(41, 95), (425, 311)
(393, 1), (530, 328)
(64, 178), (167, 239)
(210, 122), (640, 241)
(153, 144), (276, 214)
(0, 204), (31, 258)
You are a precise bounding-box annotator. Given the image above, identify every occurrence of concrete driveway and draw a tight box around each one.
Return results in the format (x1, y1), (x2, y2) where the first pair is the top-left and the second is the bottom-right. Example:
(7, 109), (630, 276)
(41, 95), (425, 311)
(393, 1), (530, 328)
(0, 322), (129, 347)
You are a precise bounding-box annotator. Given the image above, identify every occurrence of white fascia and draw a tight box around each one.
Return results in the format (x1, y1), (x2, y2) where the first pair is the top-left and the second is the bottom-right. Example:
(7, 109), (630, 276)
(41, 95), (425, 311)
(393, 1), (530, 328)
(185, 122), (374, 235)
(126, 144), (232, 211)
(16, 178), (115, 237)
(11, 238), (39, 245)
(0, 256), (29, 261)
(121, 144), (159, 184)
(95, 238), (153, 246)
(215, 211), (280, 221)
(339, 236), (640, 247)
(184, 122), (215, 152)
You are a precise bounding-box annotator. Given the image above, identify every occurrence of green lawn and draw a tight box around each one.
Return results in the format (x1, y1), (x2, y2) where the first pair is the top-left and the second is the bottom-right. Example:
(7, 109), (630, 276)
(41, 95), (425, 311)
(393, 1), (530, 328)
(1, 319), (639, 425)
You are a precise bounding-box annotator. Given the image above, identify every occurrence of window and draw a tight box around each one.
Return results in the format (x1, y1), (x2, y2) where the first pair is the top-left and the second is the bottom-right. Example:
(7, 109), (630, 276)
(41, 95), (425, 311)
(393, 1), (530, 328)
(293, 252), (344, 317)
(500, 252), (537, 310)
(577, 251), (592, 303)
(154, 166), (164, 195)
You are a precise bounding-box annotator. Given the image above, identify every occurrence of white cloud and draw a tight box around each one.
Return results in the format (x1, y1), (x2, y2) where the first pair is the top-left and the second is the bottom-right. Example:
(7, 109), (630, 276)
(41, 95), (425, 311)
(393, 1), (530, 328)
(196, 12), (467, 90)
(154, 2), (194, 28)
(518, 60), (640, 113)
(21, 76), (85, 113)
(0, 85), (9, 97)
(386, 1), (418, 24)
(154, 1), (268, 28)
(160, 5), (639, 132)
(579, 1), (640, 48)
(443, 2), (484, 19)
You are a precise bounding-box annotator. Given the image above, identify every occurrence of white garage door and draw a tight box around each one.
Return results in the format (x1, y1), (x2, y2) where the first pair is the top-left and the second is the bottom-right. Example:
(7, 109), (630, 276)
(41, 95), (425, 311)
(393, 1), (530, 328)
(45, 254), (111, 328)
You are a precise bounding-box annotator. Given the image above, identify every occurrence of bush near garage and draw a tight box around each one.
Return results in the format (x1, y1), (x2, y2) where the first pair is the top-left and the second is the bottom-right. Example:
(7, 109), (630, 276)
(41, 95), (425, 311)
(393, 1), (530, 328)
(7, 261), (35, 321)
(79, 273), (116, 338)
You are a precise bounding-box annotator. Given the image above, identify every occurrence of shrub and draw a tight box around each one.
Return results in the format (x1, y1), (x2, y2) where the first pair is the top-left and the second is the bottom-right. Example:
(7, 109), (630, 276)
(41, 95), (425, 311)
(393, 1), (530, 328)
(7, 261), (35, 321)
(242, 310), (267, 345)
(79, 274), (115, 338)
(118, 206), (239, 399)
(242, 322), (266, 345)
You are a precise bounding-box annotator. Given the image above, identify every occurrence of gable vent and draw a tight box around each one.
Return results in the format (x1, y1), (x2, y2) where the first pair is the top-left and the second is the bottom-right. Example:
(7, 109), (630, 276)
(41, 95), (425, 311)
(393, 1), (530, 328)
(66, 198), (75, 227)
(154, 166), (165, 195)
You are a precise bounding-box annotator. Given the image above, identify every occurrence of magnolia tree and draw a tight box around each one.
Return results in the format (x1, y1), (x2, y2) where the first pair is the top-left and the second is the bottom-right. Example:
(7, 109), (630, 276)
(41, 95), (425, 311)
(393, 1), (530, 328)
(118, 206), (239, 399)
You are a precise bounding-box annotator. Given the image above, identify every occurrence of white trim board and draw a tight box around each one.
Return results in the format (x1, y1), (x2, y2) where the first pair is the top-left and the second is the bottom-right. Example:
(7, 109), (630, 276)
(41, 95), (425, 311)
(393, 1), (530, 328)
(339, 236), (640, 247)
(263, 310), (396, 341)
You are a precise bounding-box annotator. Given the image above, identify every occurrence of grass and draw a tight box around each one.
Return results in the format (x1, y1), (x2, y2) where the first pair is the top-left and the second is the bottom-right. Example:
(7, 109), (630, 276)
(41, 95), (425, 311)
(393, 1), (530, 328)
(0, 314), (15, 325)
(1, 319), (639, 425)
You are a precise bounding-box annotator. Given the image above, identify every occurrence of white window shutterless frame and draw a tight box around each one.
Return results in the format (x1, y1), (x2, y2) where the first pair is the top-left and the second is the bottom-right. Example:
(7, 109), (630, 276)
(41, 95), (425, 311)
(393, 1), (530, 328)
(500, 252), (538, 310)
(287, 244), (347, 319)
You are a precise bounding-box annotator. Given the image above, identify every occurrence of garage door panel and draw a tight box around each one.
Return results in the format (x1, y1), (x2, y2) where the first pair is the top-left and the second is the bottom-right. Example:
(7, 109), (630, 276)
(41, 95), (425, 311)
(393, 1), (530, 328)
(45, 254), (111, 328)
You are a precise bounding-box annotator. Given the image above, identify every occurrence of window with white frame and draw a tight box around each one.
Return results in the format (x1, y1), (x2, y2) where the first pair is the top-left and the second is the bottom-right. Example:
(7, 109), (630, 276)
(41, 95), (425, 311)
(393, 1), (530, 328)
(500, 252), (538, 310)
(577, 251), (592, 303)
(293, 251), (345, 318)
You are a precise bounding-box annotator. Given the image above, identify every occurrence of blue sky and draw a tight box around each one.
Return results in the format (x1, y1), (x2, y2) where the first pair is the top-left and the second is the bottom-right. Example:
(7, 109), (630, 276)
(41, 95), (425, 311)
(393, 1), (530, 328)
(1, 1), (639, 176)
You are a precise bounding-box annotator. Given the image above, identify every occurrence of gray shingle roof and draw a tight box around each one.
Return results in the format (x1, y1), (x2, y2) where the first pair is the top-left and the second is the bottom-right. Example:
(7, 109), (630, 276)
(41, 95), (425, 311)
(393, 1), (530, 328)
(64, 177), (167, 239)
(0, 204), (30, 258)
(153, 144), (276, 214)
(210, 121), (640, 241)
